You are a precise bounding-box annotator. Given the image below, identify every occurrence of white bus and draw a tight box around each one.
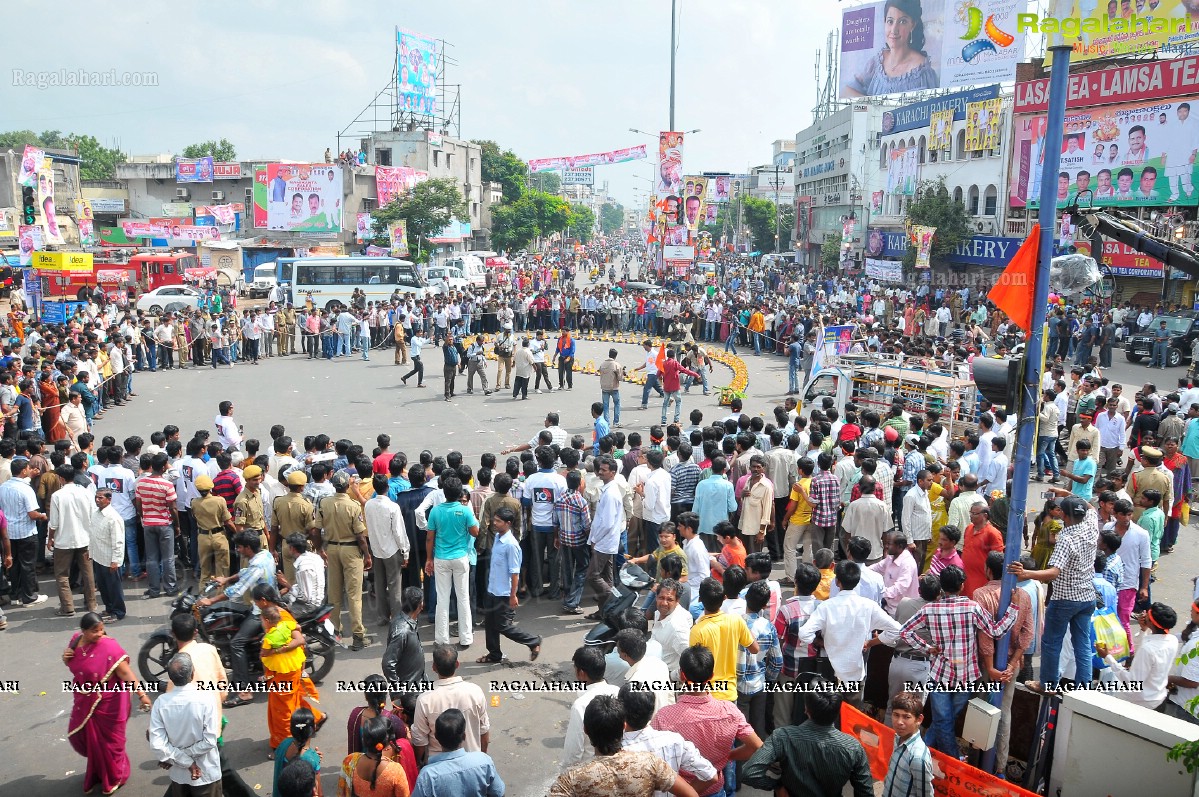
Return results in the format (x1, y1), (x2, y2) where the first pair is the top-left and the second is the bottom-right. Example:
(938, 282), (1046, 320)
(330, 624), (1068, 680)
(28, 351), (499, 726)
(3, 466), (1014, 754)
(276, 257), (429, 311)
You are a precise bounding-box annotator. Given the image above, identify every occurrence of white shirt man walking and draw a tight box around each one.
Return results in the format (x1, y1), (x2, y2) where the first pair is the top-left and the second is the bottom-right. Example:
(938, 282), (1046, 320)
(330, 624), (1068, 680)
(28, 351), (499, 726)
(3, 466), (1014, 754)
(149, 652), (222, 797)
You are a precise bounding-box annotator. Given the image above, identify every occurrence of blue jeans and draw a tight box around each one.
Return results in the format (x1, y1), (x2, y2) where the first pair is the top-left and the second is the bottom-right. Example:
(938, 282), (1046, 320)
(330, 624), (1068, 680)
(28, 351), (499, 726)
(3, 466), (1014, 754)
(1037, 435), (1059, 477)
(641, 373), (664, 407)
(753, 332), (762, 355)
(788, 363), (801, 393)
(705, 320), (717, 340)
(1153, 341), (1169, 368)
(662, 390), (682, 424)
(602, 390), (621, 425)
(144, 523), (177, 596)
(122, 517), (143, 578)
(724, 332), (738, 354)
(1040, 598), (1095, 688)
(360, 334), (370, 360)
(559, 544), (590, 609)
(338, 332), (351, 356)
(927, 690), (971, 757)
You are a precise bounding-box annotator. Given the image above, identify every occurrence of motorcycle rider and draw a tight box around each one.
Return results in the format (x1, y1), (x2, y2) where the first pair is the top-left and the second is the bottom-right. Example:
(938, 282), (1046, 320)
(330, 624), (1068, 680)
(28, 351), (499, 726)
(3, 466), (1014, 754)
(197, 530), (277, 707)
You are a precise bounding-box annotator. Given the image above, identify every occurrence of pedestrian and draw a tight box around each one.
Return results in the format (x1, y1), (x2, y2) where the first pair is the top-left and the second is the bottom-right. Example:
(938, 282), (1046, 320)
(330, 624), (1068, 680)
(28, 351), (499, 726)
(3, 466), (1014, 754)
(425, 475), (476, 648)
(881, 692), (934, 797)
(477, 505), (541, 664)
(659, 348), (699, 426)
(49, 463), (97, 617)
(411, 644), (491, 761)
(89, 486), (126, 622)
(411, 708), (506, 797)
(365, 474), (410, 627)
(585, 455), (624, 619)
(597, 348), (624, 427)
(631, 340), (665, 410)
(382, 586), (428, 695)
(148, 652), (223, 797)
(442, 334), (460, 402)
(318, 471), (373, 651)
(464, 336), (492, 396)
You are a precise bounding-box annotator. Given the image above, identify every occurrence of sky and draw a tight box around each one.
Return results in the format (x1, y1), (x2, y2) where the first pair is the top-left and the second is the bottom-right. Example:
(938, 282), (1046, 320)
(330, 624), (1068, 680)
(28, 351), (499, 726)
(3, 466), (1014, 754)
(4, 0), (843, 208)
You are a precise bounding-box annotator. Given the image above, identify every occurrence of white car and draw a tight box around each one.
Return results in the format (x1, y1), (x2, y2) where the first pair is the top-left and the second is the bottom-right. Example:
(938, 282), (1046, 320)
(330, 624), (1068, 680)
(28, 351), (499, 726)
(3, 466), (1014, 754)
(425, 266), (470, 295)
(136, 285), (204, 314)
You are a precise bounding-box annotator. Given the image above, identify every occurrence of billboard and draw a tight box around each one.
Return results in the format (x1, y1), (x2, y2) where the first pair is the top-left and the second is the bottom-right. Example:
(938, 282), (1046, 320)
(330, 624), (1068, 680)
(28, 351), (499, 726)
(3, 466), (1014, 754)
(121, 221), (219, 241)
(388, 220), (408, 256)
(561, 167), (594, 185)
(965, 97), (1003, 151)
(265, 164), (343, 232)
(1009, 98), (1199, 208)
(356, 213), (373, 244)
(375, 166), (429, 206)
(36, 163), (64, 246)
(397, 29), (441, 115)
(886, 148), (919, 196)
(710, 175), (732, 202)
(18, 225), (43, 266)
(528, 145), (648, 173)
(1016, 55), (1199, 115)
(213, 162), (242, 179)
(865, 257), (903, 281)
(176, 157), (214, 183)
(929, 108), (954, 151)
(663, 245), (695, 260)
(884, 84), (1001, 135)
(840, 0), (1024, 98)
(1042, 0), (1199, 62)
(656, 131), (685, 195)
(32, 251), (93, 272)
(683, 176), (708, 202)
(18, 145), (43, 187)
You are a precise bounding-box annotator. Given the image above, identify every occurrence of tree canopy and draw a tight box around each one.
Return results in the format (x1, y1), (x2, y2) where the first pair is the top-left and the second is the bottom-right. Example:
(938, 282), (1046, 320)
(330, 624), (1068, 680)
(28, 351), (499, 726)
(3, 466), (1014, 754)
(599, 202), (625, 236)
(901, 178), (972, 271)
(0, 129), (126, 180)
(181, 138), (237, 161)
(741, 196), (780, 253)
(471, 139), (527, 203)
(370, 177), (467, 263)
(569, 203), (595, 243)
(490, 189), (576, 252)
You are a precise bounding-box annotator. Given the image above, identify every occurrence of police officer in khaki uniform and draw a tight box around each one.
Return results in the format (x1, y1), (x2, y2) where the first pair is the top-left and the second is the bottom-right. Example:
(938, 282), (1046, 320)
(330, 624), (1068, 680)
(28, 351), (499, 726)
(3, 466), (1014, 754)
(278, 304), (295, 356)
(192, 474), (235, 581)
(231, 464), (269, 563)
(271, 470), (317, 582)
(319, 471), (373, 650)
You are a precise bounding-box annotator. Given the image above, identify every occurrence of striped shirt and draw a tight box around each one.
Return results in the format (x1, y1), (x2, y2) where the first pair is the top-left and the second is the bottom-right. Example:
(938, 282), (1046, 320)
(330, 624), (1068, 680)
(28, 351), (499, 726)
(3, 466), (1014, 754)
(670, 461), (702, 505)
(136, 475), (178, 527)
(773, 595), (820, 678)
(212, 469), (242, 511)
(738, 611), (783, 696)
(809, 471), (840, 527)
(553, 490), (591, 547)
(882, 732), (934, 797)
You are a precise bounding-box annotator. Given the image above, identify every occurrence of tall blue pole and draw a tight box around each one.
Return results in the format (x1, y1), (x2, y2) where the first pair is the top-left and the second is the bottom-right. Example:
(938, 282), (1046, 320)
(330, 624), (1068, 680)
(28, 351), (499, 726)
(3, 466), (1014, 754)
(983, 44), (1072, 775)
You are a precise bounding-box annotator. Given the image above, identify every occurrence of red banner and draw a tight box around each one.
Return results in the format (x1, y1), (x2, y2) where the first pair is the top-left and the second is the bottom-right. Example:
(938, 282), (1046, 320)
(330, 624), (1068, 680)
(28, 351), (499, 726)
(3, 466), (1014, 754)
(1015, 55), (1199, 114)
(840, 704), (1039, 797)
(213, 162), (242, 179)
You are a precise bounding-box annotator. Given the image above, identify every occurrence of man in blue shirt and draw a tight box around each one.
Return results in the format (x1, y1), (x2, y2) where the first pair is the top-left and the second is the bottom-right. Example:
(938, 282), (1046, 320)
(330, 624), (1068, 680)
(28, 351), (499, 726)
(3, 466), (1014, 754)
(591, 402), (610, 457)
(692, 456), (738, 539)
(478, 506), (540, 664)
(412, 709), (505, 797)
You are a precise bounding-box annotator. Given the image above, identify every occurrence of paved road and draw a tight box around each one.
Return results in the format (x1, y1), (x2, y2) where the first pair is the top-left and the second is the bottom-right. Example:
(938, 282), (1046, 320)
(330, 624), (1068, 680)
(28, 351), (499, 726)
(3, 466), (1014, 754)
(4, 283), (1197, 796)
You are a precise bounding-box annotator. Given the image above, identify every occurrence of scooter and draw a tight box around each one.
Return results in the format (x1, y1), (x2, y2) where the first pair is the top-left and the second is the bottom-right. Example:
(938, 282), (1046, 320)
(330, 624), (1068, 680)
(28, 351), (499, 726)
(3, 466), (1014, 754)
(137, 581), (338, 691)
(583, 562), (653, 653)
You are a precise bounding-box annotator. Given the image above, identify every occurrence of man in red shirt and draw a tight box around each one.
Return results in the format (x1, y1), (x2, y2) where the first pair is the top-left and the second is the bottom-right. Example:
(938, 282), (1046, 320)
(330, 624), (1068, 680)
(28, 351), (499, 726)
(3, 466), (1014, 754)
(961, 504), (1004, 597)
(659, 348), (699, 426)
(372, 433), (393, 475)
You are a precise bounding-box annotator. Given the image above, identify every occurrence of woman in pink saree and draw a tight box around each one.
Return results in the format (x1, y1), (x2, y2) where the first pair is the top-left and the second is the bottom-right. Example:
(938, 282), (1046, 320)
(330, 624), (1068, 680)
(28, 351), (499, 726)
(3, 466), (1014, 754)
(62, 612), (152, 795)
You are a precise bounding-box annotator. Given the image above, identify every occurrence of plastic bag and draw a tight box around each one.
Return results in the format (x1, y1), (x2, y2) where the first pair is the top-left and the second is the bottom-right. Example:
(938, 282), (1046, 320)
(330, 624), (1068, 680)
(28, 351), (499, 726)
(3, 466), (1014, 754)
(1050, 253), (1103, 297)
(1092, 607), (1129, 669)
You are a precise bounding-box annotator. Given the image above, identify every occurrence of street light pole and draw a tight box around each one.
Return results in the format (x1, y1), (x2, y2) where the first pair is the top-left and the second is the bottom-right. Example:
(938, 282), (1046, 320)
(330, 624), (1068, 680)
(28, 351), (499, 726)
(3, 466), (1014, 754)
(669, 0), (677, 131)
(774, 164), (781, 254)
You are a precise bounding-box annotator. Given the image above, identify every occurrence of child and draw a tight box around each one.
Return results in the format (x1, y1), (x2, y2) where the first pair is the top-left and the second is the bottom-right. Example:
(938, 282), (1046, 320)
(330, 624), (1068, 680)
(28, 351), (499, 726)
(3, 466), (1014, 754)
(927, 525), (964, 577)
(812, 547), (835, 601)
(882, 692), (934, 795)
(711, 520), (746, 582)
(1030, 498), (1063, 570)
(627, 522), (689, 582)
(1140, 489), (1166, 566)
(720, 565), (749, 617)
(260, 603), (305, 673)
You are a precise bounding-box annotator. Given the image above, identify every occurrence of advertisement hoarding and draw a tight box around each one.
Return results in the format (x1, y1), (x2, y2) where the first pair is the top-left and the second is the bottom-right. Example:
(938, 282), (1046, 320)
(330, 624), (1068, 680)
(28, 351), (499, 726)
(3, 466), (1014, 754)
(884, 85), (1001, 135)
(87, 197), (125, 213)
(656, 132), (685, 195)
(561, 167), (594, 185)
(388, 220), (408, 256)
(375, 166), (428, 206)
(36, 163), (64, 245)
(929, 108), (954, 151)
(710, 175), (732, 202)
(18, 145), (43, 187)
(1008, 97), (1199, 208)
(1016, 54), (1199, 114)
(840, 0), (1024, 99)
(663, 245), (695, 260)
(176, 157), (214, 183)
(213, 162), (242, 179)
(32, 251), (93, 272)
(528, 145), (648, 173)
(886, 148), (919, 196)
(865, 257), (904, 281)
(397, 29), (441, 115)
(966, 97), (1003, 151)
(121, 221), (220, 241)
(1042, 0), (1199, 63)
(265, 164), (343, 232)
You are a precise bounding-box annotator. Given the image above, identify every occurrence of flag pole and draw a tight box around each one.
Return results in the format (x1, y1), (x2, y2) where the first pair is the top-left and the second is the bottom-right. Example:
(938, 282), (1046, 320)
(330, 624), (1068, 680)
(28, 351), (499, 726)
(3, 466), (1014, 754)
(983, 43), (1073, 775)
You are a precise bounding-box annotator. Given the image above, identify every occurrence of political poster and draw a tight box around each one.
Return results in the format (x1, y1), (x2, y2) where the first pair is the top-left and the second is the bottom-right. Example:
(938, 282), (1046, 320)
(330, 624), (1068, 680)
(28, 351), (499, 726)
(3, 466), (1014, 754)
(839, 0), (1024, 99)
(36, 165), (64, 245)
(913, 225), (936, 268)
(204, 204), (237, 225)
(811, 324), (856, 377)
(78, 219), (96, 247)
(1008, 97), (1199, 208)
(663, 224), (689, 246)
(886, 148), (919, 196)
(75, 199), (94, 223)
(929, 108), (954, 151)
(683, 176), (708, 202)
(561, 167), (595, 186)
(265, 164), (343, 232)
(389, 220), (408, 256)
(966, 97), (1003, 151)
(865, 257), (903, 282)
(656, 131), (685, 195)
(18, 225), (42, 266)
(176, 157), (214, 183)
(1043, 0), (1199, 62)
(528, 144), (648, 173)
(871, 190), (884, 213)
(704, 203), (719, 223)
(681, 193), (704, 231)
(375, 166), (428, 205)
(356, 213), (373, 244)
(710, 175), (732, 202)
(18, 145), (44, 187)
(397, 29), (441, 115)
(121, 221), (219, 241)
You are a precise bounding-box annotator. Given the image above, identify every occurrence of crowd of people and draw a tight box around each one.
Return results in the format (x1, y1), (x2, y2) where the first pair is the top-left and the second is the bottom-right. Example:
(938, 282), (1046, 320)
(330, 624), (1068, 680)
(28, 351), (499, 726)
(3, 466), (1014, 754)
(3, 239), (1199, 797)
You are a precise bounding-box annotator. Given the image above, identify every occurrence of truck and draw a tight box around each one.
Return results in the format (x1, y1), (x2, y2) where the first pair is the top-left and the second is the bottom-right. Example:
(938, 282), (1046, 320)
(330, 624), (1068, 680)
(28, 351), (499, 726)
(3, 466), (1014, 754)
(247, 263), (278, 299)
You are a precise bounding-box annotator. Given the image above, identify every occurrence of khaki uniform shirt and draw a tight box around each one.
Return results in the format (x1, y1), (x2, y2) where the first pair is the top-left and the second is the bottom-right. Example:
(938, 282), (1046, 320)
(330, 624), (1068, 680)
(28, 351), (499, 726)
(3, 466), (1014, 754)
(318, 492), (367, 543)
(232, 487), (266, 531)
(272, 492), (315, 535)
(192, 493), (231, 533)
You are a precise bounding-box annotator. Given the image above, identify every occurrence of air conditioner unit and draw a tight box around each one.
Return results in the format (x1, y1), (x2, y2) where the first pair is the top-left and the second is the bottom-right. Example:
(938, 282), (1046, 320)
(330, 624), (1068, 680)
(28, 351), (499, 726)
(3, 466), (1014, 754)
(975, 219), (996, 234)
(211, 191), (225, 201)
(175, 188), (190, 199)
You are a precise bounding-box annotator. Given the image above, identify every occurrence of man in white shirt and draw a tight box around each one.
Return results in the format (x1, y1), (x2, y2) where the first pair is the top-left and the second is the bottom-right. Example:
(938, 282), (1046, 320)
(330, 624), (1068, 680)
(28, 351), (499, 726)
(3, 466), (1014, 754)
(90, 487), (126, 621)
(621, 684), (718, 797)
(828, 536), (884, 604)
(650, 579), (693, 680)
(561, 646), (621, 771)
(364, 475), (410, 626)
(676, 512), (711, 598)
(586, 456), (625, 619)
(286, 533), (325, 615)
(901, 470), (934, 565)
(1095, 398), (1128, 477)
(49, 465), (97, 617)
(979, 437), (1009, 498)
(213, 400), (242, 451)
(149, 653), (221, 794)
(618, 627), (675, 715)
(639, 449), (672, 538)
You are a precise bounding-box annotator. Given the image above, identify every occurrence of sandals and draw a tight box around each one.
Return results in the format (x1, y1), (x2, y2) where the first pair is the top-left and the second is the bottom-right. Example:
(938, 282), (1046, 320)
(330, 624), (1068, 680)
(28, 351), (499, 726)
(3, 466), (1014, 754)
(529, 644), (541, 661)
(223, 695), (254, 708)
(475, 655), (504, 664)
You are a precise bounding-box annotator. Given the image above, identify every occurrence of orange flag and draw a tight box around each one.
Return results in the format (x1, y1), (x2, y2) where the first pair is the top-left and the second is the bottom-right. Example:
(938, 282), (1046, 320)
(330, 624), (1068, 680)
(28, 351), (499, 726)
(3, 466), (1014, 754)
(655, 342), (666, 372)
(987, 223), (1041, 333)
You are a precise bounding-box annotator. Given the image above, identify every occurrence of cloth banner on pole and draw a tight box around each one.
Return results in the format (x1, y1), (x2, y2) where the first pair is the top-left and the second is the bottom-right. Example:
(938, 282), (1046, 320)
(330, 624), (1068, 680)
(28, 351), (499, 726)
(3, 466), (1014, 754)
(913, 225), (936, 269)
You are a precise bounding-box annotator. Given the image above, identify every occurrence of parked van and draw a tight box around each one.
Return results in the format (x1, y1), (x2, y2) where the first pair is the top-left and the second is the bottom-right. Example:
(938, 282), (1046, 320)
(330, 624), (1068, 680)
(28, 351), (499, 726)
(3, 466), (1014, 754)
(445, 254), (487, 289)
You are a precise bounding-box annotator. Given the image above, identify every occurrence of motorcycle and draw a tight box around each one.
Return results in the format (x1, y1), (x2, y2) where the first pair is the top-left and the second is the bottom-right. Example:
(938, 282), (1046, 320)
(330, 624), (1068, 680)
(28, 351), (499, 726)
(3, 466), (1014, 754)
(583, 563), (652, 653)
(589, 268), (600, 284)
(137, 582), (337, 692)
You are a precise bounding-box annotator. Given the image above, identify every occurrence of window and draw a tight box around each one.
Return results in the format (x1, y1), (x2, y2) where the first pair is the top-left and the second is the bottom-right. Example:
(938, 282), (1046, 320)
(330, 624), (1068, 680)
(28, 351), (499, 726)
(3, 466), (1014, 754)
(472, 202), (479, 217)
(956, 130), (967, 160)
(446, 153), (453, 169)
(376, 148), (391, 166)
(968, 185), (980, 215)
(953, 186), (964, 205)
(984, 185), (998, 216)
(361, 198), (377, 212)
(918, 135), (927, 164)
(433, 151), (440, 167)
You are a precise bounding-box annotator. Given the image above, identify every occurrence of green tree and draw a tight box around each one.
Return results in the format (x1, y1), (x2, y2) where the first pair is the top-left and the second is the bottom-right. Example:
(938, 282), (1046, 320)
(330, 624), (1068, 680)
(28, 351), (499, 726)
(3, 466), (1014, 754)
(370, 177), (467, 264)
(778, 204), (796, 251)
(530, 190), (571, 236)
(741, 196), (778, 252)
(599, 202), (625, 236)
(569, 203), (596, 243)
(66, 134), (126, 180)
(181, 138), (237, 161)
(0, 129), (73, 152)
(491, 195), (540, 252)
(901, 177), (972, 271)
(821, 235), (842, 268)
(530, 171), (561, 194)
(471, 139), (528, 203)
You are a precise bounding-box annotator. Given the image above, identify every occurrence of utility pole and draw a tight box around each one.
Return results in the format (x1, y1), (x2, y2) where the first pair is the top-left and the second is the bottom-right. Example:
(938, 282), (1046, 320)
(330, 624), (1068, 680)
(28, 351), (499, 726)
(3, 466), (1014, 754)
(669, 0), (677, 131)
(774, 164), (781, 254)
